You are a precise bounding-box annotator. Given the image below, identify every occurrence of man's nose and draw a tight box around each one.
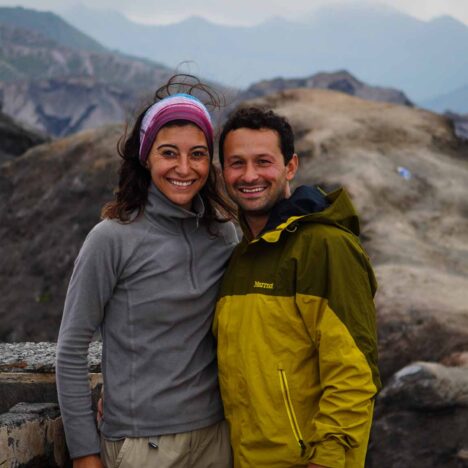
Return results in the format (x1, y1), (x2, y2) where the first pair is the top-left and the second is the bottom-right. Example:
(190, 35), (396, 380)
(242, 163), (259, 183)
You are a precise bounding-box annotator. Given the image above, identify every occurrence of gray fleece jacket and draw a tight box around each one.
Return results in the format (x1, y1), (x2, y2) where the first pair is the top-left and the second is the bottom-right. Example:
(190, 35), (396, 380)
(56, 183), (238, 459)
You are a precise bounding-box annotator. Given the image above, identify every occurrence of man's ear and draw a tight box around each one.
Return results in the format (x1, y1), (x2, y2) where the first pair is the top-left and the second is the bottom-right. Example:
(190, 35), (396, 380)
(286, 154), (299, 181)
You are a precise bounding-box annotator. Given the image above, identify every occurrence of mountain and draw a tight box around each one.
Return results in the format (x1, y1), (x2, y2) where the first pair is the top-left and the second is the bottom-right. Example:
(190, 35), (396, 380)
(0, 8), (176, 136)
(0, 77), (141, 138)
(0, 6), (105, 52)
(237, 70), (413, 107)
(422, 84), (468, 114)
(62, 4), (468, 106)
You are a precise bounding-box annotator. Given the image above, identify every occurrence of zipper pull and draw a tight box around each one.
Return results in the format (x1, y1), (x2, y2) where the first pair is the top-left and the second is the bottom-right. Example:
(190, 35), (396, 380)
(299, 439), (306, 457)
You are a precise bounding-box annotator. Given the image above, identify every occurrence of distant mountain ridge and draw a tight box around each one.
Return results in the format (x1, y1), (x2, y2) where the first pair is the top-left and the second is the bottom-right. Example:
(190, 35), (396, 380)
(1, 6), (465, 137)
(422, 85), (468, 114)
(0, 6), (105, 52)
(238, 70), (413, 107)
(61, 4), (468, 107)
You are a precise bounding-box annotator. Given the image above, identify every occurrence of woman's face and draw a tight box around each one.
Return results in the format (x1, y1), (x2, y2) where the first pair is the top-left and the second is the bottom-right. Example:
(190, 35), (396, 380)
(147, 124), (210, 210)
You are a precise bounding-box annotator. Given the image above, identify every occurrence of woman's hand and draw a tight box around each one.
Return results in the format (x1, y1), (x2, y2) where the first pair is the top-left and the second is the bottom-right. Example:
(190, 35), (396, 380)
(96, 397), (103, 424)
(73, 454), (104, 468)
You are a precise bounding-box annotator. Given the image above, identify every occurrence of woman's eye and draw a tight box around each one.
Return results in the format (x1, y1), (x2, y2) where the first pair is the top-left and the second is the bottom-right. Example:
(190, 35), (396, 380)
(192, 151), (209, 159)
(161, 150), (177, 157)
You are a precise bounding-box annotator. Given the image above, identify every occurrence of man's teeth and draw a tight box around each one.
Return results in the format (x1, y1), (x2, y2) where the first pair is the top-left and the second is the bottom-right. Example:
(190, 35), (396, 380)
(240, 187), (265, 193)
(169, 179), (194, 187)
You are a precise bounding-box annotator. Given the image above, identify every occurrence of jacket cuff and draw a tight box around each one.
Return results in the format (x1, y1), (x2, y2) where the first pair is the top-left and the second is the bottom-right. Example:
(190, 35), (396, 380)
(308, 438), (345, 468)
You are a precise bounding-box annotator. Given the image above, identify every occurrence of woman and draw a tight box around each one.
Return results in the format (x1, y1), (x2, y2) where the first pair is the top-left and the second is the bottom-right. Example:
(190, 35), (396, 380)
(56, 75), (238, 468)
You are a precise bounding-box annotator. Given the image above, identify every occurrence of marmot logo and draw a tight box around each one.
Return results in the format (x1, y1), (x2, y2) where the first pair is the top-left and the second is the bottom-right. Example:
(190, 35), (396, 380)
(254, 281), (274, 289)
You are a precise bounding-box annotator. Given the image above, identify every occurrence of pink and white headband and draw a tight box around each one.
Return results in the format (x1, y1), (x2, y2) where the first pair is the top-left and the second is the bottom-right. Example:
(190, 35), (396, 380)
(139, 93), (214, 165)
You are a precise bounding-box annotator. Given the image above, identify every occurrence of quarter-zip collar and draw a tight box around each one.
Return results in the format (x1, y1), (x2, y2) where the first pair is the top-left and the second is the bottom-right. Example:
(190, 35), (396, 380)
(144, 182), (205, 233)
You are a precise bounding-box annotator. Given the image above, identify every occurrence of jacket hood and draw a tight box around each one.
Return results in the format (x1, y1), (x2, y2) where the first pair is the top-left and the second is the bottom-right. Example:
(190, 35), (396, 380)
(245, 185), (360, 244)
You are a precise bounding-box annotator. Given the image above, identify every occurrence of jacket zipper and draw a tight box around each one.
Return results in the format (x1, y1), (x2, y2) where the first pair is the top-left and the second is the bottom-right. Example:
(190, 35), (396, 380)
(278, 367), (307, 457)
(181, 221), (196, 289)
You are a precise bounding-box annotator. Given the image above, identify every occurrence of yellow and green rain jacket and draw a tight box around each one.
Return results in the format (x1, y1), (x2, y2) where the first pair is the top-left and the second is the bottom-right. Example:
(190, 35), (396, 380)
(213, 185), (381, 468)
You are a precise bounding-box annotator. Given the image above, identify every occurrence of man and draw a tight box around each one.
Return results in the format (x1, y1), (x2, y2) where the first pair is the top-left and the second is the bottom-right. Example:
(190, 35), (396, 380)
(213, 107), (381, 468)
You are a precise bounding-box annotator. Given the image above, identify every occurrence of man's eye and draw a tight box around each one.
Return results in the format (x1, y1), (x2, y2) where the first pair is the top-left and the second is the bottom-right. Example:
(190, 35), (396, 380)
(258, 159), (271, 166)
(230, 161), (243, 168)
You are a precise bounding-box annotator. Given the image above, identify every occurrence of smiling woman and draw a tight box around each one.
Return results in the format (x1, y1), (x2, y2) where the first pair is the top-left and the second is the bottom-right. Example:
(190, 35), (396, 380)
(146, 124), (210, 209)
(55, 74), (238, 468)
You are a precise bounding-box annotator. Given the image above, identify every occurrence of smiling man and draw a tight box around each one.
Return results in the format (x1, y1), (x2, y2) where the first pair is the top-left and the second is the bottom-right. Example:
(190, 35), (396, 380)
(213, 107), (381, 468)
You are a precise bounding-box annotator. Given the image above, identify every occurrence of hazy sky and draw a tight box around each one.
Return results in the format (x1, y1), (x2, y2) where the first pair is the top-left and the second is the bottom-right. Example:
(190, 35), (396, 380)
(0, 0), (468, 26)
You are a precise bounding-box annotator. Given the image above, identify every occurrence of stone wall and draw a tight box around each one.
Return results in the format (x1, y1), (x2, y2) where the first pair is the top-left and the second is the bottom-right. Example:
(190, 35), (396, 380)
(0, 343), (102, 468)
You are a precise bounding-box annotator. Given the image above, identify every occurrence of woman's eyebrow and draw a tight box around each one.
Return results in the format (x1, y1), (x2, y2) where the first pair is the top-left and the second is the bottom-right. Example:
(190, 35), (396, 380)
(156, 144), (178, 150)
(156, 144), (209, 150)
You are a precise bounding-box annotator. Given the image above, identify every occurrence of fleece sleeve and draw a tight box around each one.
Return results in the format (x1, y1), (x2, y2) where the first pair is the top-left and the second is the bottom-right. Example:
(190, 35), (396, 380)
(296, 232), (381, 468)
(56, 222), (121, 459)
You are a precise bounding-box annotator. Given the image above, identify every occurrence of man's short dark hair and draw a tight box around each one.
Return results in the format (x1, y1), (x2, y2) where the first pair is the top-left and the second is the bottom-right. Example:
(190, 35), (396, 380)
(218, 107), (295, 167)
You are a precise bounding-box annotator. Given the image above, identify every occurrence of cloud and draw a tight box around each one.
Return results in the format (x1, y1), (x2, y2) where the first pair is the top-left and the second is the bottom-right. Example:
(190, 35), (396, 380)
(0, 0), (467, 26)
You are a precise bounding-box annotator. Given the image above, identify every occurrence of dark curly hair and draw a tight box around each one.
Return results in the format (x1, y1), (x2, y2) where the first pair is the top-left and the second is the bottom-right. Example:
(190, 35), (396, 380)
(101, 74), (236, 227)
(218, 107), (295, 166)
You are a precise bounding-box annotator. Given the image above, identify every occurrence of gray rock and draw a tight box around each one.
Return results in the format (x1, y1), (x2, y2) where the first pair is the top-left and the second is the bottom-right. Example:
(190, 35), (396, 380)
(0, 342), (102, 373)
(379, 361), (468, 409)
(9, 402), (60, 415)
(446, 112), (468, 141)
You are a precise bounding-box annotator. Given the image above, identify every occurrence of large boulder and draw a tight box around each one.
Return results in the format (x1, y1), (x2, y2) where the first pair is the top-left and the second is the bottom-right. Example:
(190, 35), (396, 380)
(368, 362), (468, 467)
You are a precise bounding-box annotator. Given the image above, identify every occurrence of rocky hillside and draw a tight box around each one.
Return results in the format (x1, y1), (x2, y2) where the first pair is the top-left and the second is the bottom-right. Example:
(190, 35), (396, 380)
(0, 124), (122, 341)
(0, 110), (47, 163)
(237, 70), (413, 106)
(0, 76), (143, 138)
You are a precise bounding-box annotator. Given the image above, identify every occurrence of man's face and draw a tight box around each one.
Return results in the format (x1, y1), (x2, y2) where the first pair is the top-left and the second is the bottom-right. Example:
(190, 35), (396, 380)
(222, 128), (298, 216)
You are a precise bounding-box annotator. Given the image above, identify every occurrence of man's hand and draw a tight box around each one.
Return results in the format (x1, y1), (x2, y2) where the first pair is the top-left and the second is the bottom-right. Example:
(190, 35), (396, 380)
(73, 454), (104, 468)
